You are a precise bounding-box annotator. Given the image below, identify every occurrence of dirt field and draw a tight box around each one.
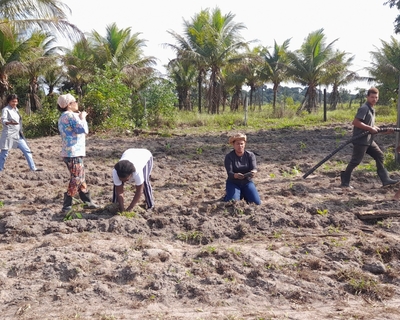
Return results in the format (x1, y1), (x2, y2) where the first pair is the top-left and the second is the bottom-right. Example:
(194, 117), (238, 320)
(1, 124), (400, 320)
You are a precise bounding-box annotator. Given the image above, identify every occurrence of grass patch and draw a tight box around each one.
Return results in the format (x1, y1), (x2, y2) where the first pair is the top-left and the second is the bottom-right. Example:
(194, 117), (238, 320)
(177, 231), (203, 244)
(119, 211), (138, 219)
(336, 268), (395, 300)
(63, 210), (83, 221)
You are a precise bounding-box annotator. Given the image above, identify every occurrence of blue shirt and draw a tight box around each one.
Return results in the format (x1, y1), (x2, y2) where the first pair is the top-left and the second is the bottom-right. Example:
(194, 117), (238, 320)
(58, 111), (88, 157)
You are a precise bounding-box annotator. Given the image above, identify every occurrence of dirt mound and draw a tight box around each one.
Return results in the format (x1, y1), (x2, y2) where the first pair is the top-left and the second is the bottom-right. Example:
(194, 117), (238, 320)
(1, 126), (400, 319)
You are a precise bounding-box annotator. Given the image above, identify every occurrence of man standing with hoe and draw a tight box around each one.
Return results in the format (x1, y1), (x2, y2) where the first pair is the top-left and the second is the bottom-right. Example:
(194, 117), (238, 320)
(341, 87), (399, 188)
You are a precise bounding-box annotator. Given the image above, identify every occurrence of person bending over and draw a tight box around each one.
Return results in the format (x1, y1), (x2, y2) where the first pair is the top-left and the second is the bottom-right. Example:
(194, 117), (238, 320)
(112, 148), (154, 212)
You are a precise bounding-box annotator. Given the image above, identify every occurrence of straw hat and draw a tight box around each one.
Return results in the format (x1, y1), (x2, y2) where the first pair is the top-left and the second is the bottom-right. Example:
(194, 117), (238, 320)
(229, 133), (247, 145)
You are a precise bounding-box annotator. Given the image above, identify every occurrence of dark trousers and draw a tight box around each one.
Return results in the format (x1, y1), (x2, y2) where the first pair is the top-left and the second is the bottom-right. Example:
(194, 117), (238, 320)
(344, 141), (384, 174)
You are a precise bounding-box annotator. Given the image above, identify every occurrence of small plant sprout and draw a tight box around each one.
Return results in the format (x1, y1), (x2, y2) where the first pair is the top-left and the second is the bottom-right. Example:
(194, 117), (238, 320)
(317, 208), (328, 216)
(119, 211), (137, 218)
(201, 245), (217, 254)
(63, 210), (83, 221)
(227, 247), (241, 256)
(299, 141), (307, 151)
(273, 230), (283, 239)
(334, 127), (347, 137)
(177, 231), (203, 244)
(196, 147), (203, 155)
(291, 166), (300, 175)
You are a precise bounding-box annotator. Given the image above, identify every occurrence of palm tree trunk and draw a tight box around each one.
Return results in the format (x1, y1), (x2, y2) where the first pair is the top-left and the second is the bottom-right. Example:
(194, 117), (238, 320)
(273, 83), (279, 114)
(197, 72), (202, 113)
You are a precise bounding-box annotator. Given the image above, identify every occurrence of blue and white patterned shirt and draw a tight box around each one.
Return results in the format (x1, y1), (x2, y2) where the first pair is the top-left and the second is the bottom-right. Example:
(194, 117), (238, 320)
(58, 111), (88, 157)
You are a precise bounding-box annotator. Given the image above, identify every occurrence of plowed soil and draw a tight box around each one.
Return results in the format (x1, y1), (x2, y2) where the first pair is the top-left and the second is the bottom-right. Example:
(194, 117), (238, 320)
(1, 125), (400, 320)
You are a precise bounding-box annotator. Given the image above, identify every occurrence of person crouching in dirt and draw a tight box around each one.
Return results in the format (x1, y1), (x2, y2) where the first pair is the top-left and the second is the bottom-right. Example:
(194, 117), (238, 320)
(224, 133), (261, 205)
(0, 94), (43, 172)
(57, 93), (97, 212)
(112, 148), (154, 212)
(340, 87), (399, 189)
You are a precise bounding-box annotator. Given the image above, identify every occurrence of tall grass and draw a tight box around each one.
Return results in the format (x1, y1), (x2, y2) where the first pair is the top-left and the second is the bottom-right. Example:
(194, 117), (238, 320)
(172, 103), (398, 135)
(21, 102), (399, 138)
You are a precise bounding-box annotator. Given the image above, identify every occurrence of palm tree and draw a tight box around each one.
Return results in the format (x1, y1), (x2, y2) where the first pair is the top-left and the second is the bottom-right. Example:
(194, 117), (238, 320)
(287, 29), (338, 113)
(166, 58), (197, 110)
(62, 38), (96, 98)
(202, 8), (248, 114)
(89, 23), (157, 105)
(90, 23), (156, 71)
(259, 39), (291, 114)
(223, 61), (247, 111)
(0, 0), (82, 42)
(367, 36), (400, 102)
(241, 49), (264, 110)
(19, 31), (61, 112)
(165, 11), (209, 113)
(40, 63), (65, 96)
(0, 23), (23, 101)
(321, 51), (358, 110)
(166, 7), (249, 114)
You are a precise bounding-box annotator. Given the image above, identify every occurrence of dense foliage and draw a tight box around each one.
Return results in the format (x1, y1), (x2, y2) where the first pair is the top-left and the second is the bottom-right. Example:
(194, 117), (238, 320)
(0, 1), (399, 137)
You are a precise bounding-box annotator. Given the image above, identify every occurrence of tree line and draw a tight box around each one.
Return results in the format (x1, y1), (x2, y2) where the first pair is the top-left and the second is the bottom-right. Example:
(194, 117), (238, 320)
(1, 1), (400, 132)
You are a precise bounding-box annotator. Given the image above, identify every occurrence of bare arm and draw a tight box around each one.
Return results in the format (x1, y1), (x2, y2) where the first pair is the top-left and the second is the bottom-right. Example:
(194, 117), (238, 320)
(114, 184), (125, 212)
(352, 118), (378, 134)
(126, 184), (144, 212)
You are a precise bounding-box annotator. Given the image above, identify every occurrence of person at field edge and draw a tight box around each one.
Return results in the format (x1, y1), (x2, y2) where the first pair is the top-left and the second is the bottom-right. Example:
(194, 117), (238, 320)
(340, 87), (398, 188)
(0, 94), (42, 172)
(224, 133), (261, 205)
(57, 93), (97, 211)
(112, 148), (154, 212)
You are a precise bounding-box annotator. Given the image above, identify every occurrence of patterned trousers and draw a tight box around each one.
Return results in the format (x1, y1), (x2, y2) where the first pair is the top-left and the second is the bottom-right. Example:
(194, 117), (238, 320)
(63, 157), (87, 197)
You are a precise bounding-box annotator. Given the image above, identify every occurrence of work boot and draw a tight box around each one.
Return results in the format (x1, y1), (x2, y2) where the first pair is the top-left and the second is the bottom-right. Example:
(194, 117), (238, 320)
(377, 168), (400, 187)
(340, 170), (353, 188)
(62, 192), (72, 212)
(79, 191), (98, 209)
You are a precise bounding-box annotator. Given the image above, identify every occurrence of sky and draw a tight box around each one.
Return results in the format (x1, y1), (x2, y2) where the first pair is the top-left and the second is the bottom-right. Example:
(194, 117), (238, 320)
(61, 0), (399, 93)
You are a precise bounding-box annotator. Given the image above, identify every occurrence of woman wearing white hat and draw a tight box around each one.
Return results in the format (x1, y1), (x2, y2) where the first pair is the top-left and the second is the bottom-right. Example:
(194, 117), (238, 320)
(57, 93), (97, 211)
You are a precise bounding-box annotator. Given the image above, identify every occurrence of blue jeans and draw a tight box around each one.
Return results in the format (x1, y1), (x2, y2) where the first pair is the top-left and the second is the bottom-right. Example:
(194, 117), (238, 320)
(0, 138), (36, 171)
(224, 180), (261, 205)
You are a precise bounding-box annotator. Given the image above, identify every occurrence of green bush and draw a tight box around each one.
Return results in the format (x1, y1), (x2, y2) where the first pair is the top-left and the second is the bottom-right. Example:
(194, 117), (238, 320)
(82, 67), (131, 130)
(142, 80), (178, 128)
(22, 105), (60, 138)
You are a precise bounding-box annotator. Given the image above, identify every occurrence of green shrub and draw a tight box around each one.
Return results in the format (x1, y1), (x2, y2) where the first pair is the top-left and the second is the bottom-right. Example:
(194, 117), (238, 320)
(82, 67), (131, 130)
(142, 80), (178, 128)
(22, 105), (60, 138)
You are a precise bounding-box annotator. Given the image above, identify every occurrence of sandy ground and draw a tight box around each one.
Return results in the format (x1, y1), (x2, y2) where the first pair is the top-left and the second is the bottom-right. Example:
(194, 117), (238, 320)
(1, 125), (400, 320)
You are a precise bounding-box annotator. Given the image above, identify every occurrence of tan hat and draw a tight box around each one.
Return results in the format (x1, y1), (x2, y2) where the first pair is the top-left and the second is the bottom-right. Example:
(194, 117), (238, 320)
(229, 133), (247, 145)
(57, 93), (76, 109)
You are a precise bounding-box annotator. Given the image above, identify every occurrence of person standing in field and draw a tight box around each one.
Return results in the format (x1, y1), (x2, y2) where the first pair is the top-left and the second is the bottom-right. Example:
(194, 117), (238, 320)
(0, 94), (42, 172)
(340, 87), (399, 188)
(57, 93), (97, 211)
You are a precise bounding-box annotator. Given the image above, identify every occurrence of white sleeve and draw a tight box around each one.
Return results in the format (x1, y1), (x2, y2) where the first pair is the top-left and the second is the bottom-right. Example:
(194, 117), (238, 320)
(112, 169), (123, 186)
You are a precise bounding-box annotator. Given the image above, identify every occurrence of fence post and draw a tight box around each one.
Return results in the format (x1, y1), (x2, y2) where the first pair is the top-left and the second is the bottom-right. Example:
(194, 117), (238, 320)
(323, 89), (327, 122)
(244, 95), (248, 126)
(396, 76), (400, 163)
